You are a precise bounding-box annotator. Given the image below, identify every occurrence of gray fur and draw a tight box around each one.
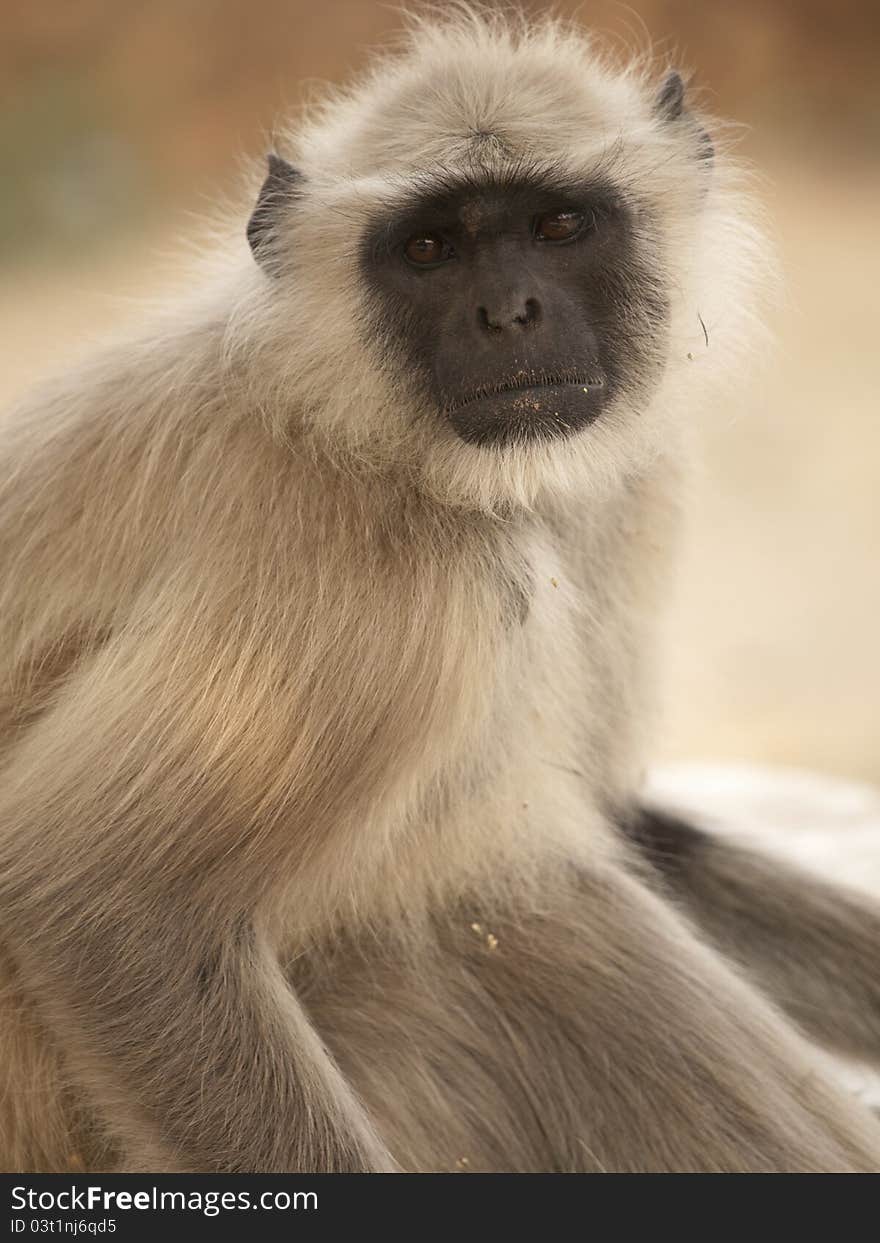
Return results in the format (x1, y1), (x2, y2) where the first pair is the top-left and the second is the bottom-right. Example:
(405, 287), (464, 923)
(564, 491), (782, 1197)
(0, 10), (878, 1173)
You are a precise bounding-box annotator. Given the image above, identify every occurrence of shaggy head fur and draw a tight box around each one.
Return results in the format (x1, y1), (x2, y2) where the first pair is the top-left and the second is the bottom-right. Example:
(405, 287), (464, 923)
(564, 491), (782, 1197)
(228, 7), (767, 513)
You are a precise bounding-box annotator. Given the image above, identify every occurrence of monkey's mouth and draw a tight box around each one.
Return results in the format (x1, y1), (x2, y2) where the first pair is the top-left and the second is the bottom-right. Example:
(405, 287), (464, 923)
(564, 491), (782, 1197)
(443, 370), (609, 448)
(444, 369), (605, 414)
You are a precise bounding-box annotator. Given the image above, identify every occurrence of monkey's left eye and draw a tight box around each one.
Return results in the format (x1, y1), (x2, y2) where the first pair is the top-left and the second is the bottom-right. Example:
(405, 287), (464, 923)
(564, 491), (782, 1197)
(534, 210), (586, 243)
(403, 233), (453, 267)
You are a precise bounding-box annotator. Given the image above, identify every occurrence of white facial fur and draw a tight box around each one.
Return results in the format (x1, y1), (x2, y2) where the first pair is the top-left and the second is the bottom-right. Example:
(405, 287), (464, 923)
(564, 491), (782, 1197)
(225, 9), (769, 515)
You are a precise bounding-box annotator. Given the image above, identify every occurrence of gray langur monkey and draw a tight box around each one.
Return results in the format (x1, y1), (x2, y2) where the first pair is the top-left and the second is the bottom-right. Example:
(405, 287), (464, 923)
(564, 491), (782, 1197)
(1, 10), (879, 1173)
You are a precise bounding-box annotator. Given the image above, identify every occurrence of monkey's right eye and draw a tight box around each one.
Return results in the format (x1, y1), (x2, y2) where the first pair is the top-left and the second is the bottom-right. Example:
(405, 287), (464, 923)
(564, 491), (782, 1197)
(403, 234), (452, 267)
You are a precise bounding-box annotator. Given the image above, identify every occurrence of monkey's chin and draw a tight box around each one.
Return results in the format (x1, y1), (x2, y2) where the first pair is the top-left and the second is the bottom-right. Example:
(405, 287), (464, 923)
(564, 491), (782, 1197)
(447, 382), (608, 449)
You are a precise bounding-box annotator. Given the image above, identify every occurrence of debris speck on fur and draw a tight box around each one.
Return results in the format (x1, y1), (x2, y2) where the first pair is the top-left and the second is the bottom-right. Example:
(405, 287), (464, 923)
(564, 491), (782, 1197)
(687, 351), (694, 361)
(455, 1156), (471, 1170)
(550, 577), (559, 589)
(470, 921), (499, 950)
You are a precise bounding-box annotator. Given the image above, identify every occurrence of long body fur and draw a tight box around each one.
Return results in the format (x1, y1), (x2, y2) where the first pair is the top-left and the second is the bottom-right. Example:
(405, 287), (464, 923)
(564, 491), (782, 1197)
(1, 10), (879, 1172)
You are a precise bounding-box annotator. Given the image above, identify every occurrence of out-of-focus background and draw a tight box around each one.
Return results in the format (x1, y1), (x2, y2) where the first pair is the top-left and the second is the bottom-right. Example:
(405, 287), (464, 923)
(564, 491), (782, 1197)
(2, 1), (878, 782)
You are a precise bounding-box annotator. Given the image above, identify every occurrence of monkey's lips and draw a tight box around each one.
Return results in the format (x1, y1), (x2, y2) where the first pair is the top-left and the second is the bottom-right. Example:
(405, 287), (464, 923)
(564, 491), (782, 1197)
(444, 377), (608, 448)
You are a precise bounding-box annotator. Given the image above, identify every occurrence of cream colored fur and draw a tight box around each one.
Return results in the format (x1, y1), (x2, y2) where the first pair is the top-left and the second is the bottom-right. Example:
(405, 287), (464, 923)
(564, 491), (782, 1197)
(0, 8), (878, 1172)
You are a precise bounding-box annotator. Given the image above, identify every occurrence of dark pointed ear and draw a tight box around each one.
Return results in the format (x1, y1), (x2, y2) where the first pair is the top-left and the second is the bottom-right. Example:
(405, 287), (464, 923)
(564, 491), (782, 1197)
(247, 154), (304, 276)
(653, 70), (714, 165)
(654, 70), (686, 122)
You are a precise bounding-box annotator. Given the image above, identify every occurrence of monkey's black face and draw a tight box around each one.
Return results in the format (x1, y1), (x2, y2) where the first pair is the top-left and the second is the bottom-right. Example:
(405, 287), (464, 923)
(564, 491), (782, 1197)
(361, 171), (667, 448)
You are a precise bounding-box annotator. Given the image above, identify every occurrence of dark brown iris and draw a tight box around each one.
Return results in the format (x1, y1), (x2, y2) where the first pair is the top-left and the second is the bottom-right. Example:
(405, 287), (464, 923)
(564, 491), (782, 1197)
(535, 210), (585, 242)
(404, 234), (446, 265)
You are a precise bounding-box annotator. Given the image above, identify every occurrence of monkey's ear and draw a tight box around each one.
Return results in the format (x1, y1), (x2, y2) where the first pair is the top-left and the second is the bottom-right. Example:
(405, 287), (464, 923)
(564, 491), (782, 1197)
(654, 70), (686, 122)
(247, 154), (304, 277)
(653, 70), (714, 166)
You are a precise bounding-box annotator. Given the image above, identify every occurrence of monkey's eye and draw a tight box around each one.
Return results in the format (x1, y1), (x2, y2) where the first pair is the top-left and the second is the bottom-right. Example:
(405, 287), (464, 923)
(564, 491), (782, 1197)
(403, 234), (453, 267)
(534, 210), (586, 243)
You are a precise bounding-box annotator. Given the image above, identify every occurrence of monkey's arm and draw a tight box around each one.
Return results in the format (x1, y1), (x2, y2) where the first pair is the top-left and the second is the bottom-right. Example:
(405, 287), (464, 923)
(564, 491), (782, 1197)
(0, 585), (402, 1172)
(623, 807), (880, 1067)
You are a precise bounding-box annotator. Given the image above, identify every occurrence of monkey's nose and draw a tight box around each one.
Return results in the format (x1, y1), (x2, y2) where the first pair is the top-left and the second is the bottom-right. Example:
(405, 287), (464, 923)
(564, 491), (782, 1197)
(477, 297), (541, 333)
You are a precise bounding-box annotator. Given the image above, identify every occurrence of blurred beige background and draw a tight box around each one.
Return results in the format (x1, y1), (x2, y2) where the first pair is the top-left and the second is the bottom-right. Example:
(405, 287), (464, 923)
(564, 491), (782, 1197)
(2, 1), (878, 782)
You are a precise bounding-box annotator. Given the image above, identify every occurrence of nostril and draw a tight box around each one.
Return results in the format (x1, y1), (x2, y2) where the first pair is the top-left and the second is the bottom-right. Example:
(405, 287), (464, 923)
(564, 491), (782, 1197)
(515, 298), (540, 326)
(478, 300), (539, 332)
